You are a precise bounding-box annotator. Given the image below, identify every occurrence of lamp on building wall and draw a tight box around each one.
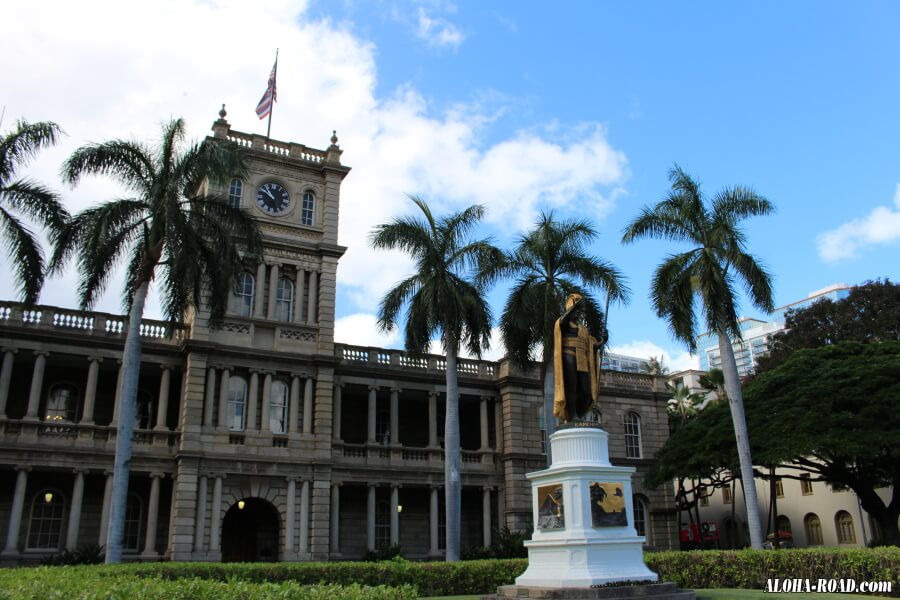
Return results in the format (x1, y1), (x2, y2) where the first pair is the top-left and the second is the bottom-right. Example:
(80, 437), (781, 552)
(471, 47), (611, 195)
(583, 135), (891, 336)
(397, 504), (403, 513)
(44, 492), (54, 504)
(238, 500), (246, 510)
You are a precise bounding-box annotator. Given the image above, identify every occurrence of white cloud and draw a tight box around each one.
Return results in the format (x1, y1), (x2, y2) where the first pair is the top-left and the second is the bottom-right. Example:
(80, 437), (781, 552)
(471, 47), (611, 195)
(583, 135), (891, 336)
(608, 340), (698, 373)
(415, 8), (464, 48)
(0, 0), (628, 326)
(817, 183), (900, 262)
(334, 313), (401, 348)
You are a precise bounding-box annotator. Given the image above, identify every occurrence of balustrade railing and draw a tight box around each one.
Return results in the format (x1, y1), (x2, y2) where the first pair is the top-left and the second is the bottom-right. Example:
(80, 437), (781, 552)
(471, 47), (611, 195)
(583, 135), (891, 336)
(225, 131), (327, 163)
(0, 302), (187, 344)
(335, 344), (499, 379)
(0, 419), (178, 448)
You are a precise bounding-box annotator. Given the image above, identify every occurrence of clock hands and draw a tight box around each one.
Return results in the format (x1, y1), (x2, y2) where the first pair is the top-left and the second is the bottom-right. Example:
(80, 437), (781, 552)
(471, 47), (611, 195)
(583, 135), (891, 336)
(263, 186), (275, 200)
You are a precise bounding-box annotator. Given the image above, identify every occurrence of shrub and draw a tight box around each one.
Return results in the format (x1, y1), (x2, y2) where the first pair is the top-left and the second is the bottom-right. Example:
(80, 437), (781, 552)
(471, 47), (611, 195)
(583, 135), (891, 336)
(363, 544), (404, 562)
(40, 543), (105, 566)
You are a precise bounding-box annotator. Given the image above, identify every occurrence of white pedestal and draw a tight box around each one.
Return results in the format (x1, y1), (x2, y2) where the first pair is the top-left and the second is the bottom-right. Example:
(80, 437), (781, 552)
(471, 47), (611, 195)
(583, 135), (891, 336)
(515, 426), (658, 587)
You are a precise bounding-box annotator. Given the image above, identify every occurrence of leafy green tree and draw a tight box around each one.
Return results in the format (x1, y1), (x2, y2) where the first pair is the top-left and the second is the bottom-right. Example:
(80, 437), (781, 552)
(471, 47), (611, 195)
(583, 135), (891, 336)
(485, 211), (627, 462)
(0, 120), (68, 304)
(651, 342), (900, 546)
(50, 118), (262, 563)
(369, 196), (502, 562)
(757, 279), (900, 371)
(622, 164), (775, 548)
(666, 384), (700, 432)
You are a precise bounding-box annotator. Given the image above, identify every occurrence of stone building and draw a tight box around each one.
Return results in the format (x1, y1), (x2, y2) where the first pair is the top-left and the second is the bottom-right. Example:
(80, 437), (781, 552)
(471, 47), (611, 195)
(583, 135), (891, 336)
(0, 113), (677, 563)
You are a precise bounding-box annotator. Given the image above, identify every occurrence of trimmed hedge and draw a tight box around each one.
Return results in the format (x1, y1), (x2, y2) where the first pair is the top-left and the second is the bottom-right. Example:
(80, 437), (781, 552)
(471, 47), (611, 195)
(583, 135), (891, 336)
(646, 548), (899, 596)
(116, 558), (526, 596)
(2, 548), (897, 598)
(0, 567), (418, 600)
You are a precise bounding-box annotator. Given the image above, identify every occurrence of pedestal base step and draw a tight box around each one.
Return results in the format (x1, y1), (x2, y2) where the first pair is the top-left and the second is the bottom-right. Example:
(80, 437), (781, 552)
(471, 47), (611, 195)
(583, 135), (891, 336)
(483, 583), (695, 600)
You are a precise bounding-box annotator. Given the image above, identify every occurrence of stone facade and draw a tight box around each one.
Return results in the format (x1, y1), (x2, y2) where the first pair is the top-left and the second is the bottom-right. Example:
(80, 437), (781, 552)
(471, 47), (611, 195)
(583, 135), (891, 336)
(0, 116), (677, 563)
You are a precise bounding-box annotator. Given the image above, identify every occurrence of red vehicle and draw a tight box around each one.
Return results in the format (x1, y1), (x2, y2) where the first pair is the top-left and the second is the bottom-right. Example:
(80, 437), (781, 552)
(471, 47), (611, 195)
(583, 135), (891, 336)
(680, 522), (720, 547)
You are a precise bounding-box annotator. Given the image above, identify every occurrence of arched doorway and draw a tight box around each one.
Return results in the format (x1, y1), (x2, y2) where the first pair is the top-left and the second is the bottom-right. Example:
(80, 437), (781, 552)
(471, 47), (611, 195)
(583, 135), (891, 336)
(221, 498), (280, 562)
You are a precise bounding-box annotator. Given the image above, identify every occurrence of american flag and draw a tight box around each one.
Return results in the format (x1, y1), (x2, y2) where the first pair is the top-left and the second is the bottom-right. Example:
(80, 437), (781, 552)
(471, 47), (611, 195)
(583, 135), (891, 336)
(255, 61), (277, 119)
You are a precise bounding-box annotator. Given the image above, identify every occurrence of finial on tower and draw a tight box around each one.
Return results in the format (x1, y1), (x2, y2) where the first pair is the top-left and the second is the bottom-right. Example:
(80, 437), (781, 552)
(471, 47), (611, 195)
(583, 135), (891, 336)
(212, 104), (231, 138)
(219, 104), (227, 120)
(330, 130), (339, 146)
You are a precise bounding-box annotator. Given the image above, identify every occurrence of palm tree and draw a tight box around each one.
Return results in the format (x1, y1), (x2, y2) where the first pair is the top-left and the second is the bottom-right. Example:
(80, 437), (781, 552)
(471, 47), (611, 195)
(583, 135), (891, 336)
(642, 355), (669, 375)
(666, 384), (699, 428)
(622, 164), (774, 549)
(699, 367), (727, 405)
(0, 119), (68, 304)
(50, 118), (262, 563)
(487, 212), (628, 463)
(369, 195), (501, 562)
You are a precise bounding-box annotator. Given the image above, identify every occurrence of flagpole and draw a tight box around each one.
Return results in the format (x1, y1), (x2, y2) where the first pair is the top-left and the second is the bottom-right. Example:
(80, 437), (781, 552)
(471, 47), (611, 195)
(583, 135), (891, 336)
(266, 49), (279, 140)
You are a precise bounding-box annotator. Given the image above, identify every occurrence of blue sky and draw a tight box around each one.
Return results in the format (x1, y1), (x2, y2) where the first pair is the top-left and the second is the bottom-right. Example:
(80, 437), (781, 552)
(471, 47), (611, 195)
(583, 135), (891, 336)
(2, 1), (899, 370)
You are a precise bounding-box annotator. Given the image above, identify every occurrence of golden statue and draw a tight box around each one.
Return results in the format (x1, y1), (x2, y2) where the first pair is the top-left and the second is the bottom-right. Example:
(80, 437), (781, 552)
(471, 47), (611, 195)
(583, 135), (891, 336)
(553, 293), (601, 423)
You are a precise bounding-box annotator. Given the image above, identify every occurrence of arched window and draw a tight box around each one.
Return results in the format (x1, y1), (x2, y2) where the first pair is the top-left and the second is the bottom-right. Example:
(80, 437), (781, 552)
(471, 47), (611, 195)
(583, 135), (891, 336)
(804, 513), (823, 545)
(835, 511), (856, 544)
(123, 493), (143, 552)
(275, 277), (294, 322)
(301, 191), (315, 226)
(633, 495), (650, 542)
(228, 178), (243, 208)
(624, 411), (642, 458)
(776, 515), (792, 534)
(269, 379), (289, 434)
(233, 272), (255, 317)
(45, 383), (79, 423)
(585, 408), (602, 424)
(228, 376), (248, 431)
(27, 489), (66, 550)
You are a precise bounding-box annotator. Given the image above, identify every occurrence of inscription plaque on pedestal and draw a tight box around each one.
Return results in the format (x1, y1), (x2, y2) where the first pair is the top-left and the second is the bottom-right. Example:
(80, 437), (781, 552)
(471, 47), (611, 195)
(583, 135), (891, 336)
(590, 482), (627, 527)
(537, 483), (565, 530)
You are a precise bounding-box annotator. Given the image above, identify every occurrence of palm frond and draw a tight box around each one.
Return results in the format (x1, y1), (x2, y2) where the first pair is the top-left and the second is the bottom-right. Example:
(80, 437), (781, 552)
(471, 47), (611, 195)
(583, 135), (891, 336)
(0, 207), (44, 304)
(61, 140), (155, 192)
(0, 120), (62, 181)
(1, 178), (69, 232)
(729, 250), (775, 314)
(711, 186), (775, 224)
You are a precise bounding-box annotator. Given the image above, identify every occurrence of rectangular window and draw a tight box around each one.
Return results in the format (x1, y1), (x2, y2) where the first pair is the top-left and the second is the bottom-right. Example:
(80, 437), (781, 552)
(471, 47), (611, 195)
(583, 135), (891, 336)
(722, 486), (732, 504)
(375, 498), (391, 548)
(800, 474), (813, 495)
(699, 487), (709, 506)
(538, 406), (546, 455)
(774, 478), (784, 498)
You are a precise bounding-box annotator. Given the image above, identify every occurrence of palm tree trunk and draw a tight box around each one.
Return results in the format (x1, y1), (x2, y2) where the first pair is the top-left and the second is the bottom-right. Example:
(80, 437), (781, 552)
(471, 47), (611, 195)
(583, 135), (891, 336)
(542, 361), (555, 466)
(717, 330), (764, 549)
(444, 346), (461, 562)
(104, 280), (149, 564)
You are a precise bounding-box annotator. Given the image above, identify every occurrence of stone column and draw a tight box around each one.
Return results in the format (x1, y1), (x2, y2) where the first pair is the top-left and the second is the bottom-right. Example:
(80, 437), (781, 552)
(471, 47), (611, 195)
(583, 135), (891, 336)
(2, 467), (29, 555)
(203, 367), (216, 427)
(247, 370), (259, 432)
(390, 485), (400, 545)
(332, 383), (343, 441)
(482, 487), (492, 547)
(289, 375), (301, 433)
(479, 396), (490, 451)
(285, 478), (297, 556)
(154, 366), (172, 430)
(428, 393), (438, 448)
(366, 484), (376, 550)
(194, 475), (208, 552)
(306, 270), (317, 323)
(330, 483), (341, 553)
(110, 360), (124, 425)
(367, 386), (377, 443)
(217, 368), (231, 430)
(293, 269), (306, 324)
(390, 388), (400, 446)
(65, 469), (87, 550)
(81, 356), (102, 424)
(494, 399), (503, 452)
(0, 348), (15, 418)
(142, 472), (163, 556)
(98, 471), (113, 546)
(208, 475), (223, 553)
(302, 377), (314, 434)
(261, 372), (272, 433)
(254, 263), (266, 318)
(299, 480), (310, 553)
(25, 350), (49, 421)
(267, 262), (280, 319)
(496, 486), (506, 531)
(429, 486), (440, 554)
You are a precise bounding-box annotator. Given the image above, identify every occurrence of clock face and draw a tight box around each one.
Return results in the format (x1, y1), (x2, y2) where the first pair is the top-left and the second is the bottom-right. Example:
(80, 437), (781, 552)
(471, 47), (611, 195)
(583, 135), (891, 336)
(256, 182), (290, 214)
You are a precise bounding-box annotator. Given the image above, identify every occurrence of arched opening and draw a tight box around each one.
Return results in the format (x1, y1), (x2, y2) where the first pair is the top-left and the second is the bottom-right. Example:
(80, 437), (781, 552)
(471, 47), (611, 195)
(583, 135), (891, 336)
(221, 498), (280, 562)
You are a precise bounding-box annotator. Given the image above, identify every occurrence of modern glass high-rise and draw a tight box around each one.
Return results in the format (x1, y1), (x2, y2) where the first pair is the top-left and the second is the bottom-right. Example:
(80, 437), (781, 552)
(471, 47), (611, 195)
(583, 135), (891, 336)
(697, 283), (852, 376)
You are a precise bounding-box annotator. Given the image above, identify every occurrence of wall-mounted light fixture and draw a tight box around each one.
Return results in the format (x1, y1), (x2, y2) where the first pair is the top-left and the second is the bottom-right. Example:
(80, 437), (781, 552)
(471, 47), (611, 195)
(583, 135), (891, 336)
(44, 492), (54, 504)
(238, 500), (246, 510)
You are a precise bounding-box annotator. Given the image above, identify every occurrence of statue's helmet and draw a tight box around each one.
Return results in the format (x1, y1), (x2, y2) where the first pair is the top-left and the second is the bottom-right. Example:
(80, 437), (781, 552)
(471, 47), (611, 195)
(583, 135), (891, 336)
(565, 293), (583, 310)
